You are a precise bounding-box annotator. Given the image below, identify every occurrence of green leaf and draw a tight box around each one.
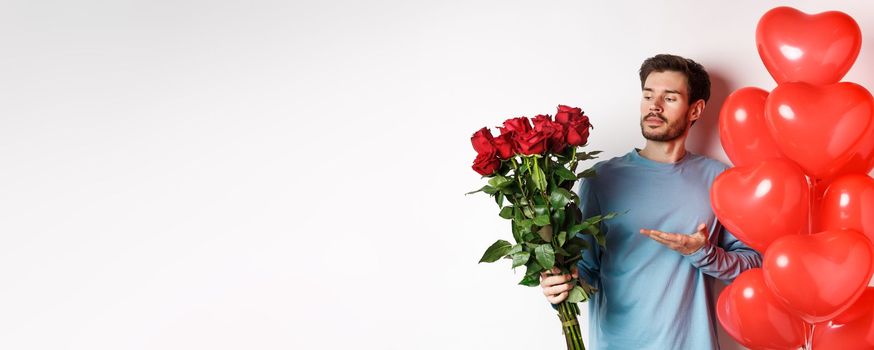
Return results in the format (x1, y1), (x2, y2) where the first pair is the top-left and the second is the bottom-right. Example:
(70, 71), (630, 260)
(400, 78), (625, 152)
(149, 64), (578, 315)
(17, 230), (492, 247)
(557, 231), (567, 247)
(603, 211), (622, 220)
(576, 151), (603, 161)
(518, 274), (540, 287)
(495, 192), (504, 207)
(521, 206), (535, 219)
(531, 158), (547, 193)
(591, 225), (606, 248)
(595, 235), (606, 249)
(521, 230), (536, 243)
(537, 225), (553, 242)
(534, 244), (555, 270)
(488, 175), (512, 189)
(511, 221), (522, 243)
(483, 185), (499, 195)
(569, 222), (590, 235)
(465, 185), (492, 195)
(551, 208), (566, 228)
(549, 188), (573, 209)
(511, 251), (530, 268)
(516, 163), (529, 176)
(479, 240), (512, 263)
(525, 257), (544, 276)
(577, 168), (597, 179)
(584, 215), (603, 225)
(533, 214), (550, 226)
(568, 191), (581, 205)
(514, 206), (524, 222)
(517, 219), (533, 230)
(534, 203), (549, 216)
(564, 237), (591, 256)
(554, 165), (577, 181)
(499, 206), (514, 219)
(566, 285), (589, 303)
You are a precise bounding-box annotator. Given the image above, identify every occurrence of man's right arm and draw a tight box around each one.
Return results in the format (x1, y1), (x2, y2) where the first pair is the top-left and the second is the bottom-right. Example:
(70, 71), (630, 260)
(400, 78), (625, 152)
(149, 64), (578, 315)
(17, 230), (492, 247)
(575, 177), (602, 288)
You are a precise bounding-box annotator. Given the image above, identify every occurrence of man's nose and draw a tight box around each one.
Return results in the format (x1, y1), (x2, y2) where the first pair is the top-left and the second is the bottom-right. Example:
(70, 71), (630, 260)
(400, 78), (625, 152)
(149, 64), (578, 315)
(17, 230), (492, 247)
(649, 102), (662, 112)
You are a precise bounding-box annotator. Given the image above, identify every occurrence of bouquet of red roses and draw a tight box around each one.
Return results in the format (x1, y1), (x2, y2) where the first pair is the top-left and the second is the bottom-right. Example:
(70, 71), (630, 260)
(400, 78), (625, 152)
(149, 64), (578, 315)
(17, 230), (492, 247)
(468, 105), (612, 350)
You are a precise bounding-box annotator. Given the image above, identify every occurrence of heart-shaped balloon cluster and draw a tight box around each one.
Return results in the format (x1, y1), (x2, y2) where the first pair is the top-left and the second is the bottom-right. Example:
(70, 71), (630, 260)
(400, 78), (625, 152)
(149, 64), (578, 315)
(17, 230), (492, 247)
(714, 6), (874, 350)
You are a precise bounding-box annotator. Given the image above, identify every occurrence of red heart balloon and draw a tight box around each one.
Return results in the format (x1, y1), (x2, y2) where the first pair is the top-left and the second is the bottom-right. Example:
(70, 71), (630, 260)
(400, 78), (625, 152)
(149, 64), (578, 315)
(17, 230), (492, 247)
(763, 230), (874, 323)
(812, 287), (874, 350)
(816, 174), (874, 274)
(756, 6), (861, 85)
(719, 87), (784, 167)
(711, 160), (809, 253)
(765, 82), (874, 179)
(823, 123), (874, 180)
(717, 269), (805, 350)
(819, 174), (874, 245)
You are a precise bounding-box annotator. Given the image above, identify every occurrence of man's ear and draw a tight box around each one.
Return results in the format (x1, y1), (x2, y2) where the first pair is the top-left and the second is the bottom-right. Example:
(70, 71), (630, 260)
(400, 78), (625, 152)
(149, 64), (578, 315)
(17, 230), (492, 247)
(689, 99), (706, 124)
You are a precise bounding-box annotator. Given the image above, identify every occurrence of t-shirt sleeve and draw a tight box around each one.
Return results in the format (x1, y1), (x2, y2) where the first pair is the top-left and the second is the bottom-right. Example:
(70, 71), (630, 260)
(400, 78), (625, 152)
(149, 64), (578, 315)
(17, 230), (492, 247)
(575, 177), (603, 288)
(682, 219), (762, 283)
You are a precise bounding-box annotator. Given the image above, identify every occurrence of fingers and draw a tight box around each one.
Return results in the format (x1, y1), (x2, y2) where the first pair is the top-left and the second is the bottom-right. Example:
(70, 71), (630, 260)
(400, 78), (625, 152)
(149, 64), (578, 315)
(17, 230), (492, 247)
(695, 223), (707, 236)
(649, 235), (682, 250)
(547, 290), (569, 304)
(640, 228), (687, 251)
(695, 223), (710, 240)
(540, 270), (574, 303)
(640, 224), (710, 255)
(542, 280), (574, 296)
(540, 272), (572, 288)
(640, 228), (683, 243)
(540, 267), (559, 277)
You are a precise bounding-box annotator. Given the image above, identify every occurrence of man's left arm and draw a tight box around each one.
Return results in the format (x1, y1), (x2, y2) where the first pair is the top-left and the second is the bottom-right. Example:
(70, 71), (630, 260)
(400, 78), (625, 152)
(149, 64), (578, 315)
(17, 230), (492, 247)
(683, 221), (762, 282)
(640, 221), (762, 283)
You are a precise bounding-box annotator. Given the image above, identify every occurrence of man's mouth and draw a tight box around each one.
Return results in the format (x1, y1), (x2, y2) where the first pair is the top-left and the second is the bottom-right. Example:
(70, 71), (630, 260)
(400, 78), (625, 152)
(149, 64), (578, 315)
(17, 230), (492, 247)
(644, 113), (667, 125)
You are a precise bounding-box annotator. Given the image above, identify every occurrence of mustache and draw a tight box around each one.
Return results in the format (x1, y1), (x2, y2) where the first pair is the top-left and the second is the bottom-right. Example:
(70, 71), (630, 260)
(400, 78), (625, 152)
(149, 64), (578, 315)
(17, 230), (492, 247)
(643, 113), (667, 122)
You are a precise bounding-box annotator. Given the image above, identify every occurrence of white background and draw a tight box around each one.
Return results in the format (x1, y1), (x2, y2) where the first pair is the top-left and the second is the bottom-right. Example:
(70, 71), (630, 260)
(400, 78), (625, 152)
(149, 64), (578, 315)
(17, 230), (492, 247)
(1, 1), (873, 349)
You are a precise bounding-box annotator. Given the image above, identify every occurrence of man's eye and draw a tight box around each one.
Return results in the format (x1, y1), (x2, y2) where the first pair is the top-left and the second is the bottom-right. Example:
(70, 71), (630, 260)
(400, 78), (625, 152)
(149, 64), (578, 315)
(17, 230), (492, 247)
(643, 96), (652, 100)
(666, 97), (676, 102)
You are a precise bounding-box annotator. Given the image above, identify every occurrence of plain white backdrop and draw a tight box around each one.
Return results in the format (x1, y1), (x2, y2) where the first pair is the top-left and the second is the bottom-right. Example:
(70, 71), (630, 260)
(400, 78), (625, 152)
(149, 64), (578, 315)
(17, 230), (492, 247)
(1, 1), (874, 349)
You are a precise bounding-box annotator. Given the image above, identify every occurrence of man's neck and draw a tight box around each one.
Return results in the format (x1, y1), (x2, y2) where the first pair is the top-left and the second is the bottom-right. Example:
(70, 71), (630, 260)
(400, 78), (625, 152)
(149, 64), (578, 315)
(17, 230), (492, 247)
(639, 138), (687, 163)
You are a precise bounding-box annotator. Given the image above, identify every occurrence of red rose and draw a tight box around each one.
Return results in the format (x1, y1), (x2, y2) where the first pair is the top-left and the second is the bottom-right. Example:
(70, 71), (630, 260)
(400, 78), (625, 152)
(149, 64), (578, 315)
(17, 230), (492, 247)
(472, 150), (500, 175)
(548, 123), (567, 153)
(492, 133), (514, 159)
(555, 105), (584, 125)
(499, 117), (532, 135)
(470, 127), (496, 154)
(514, 128), (549, 155)
(531, 114), (552, 128)
(566, 115), (592, 146)
(532, 114), (567, 153)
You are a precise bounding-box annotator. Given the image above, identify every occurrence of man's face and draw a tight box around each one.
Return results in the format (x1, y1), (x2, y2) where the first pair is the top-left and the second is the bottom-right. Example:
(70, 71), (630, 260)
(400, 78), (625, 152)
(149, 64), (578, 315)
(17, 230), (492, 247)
(639, 70), (692, 142)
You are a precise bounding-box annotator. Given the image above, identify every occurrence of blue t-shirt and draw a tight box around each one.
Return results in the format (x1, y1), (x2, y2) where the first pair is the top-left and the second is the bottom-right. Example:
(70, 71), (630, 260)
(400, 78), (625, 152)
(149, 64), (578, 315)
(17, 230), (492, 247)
(575, 149), (762, 350)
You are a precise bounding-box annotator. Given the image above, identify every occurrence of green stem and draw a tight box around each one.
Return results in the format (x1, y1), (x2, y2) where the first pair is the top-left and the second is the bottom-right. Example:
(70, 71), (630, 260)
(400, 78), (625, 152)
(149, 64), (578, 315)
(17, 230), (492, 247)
(538, 157), (550, 202)
(510, 158), (527, 198)
(557, 301), (586, 350)
(511, 157), (537, 219)
(544, 154), (549, 179)
(569, 147), (578, 173)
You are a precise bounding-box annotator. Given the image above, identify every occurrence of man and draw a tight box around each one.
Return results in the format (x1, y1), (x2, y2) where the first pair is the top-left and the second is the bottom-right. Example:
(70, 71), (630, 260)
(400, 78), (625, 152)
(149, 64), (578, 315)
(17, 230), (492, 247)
(540, 54), (762, 350)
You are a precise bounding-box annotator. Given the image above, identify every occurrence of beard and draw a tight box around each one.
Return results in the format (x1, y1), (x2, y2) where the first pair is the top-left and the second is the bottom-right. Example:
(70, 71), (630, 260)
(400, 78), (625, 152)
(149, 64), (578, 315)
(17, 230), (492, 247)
(640, 112), (688, 142)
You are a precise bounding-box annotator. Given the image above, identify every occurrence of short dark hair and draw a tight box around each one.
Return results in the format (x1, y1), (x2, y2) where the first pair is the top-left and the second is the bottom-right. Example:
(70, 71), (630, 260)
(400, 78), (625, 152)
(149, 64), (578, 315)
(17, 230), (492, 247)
(639, 54), (711, 104)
